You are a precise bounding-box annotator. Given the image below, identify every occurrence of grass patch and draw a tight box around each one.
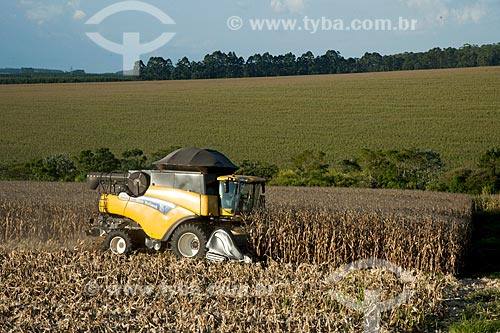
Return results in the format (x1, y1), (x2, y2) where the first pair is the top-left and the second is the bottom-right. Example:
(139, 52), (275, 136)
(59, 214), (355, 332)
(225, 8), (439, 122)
(449, 289), (500, 333)
(450, 319), (500, 333)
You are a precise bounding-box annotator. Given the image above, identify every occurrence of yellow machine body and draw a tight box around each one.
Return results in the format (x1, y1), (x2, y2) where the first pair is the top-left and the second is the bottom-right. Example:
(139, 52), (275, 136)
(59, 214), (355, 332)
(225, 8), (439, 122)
(97, 171), (265, 241)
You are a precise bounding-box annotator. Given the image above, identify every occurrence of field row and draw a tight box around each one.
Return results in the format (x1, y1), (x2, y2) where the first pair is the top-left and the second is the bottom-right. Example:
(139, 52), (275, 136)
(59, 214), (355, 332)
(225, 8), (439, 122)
(1, 67), (500, 168)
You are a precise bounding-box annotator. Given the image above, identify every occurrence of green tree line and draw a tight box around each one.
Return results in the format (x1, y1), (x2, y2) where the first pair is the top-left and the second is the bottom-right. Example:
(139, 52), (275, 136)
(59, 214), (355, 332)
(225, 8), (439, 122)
(0, 73), (138, 85)
(1, 146), (499, 195)
(136, 43), (500, 81)
(2, 43), (499, 84)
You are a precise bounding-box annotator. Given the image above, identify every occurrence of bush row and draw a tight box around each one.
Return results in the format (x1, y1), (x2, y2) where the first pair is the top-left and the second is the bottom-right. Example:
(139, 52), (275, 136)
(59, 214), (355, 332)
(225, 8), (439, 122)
(268, 148), (500, 195)
(0, 146), (178, 182)
(0, 146), (499, 195)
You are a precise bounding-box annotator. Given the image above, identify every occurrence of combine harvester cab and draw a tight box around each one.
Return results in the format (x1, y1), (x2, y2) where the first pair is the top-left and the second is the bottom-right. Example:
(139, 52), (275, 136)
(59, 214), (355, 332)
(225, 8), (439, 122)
(86, 148), (265, 263)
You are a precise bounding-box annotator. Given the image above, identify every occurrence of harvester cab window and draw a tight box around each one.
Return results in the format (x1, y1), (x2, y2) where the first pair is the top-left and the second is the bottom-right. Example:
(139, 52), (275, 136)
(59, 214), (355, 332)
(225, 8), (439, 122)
(237, 183), (253, 212)
(219, 180), (265, 216)
(220, 181), (237, 213)
(237, 183), (264, 213)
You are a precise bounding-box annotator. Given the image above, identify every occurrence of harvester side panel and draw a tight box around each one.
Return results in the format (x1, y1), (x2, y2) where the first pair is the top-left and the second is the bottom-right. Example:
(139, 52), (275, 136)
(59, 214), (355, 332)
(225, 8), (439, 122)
(100, 192), (198, 240)
(99, 194), (126, 216)
(123, 200), (195, 240)
(98, 186), (220, 240)
(145, 186), (218, 216)
(146, 186), (202, 215)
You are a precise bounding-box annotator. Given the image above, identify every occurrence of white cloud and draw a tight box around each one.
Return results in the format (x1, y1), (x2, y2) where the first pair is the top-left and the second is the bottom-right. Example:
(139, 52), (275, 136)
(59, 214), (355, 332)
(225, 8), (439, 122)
(21, 2), (64, 24)
(73, 9), (86, 20)
(401, 0), (487, 24)
(454, 3), (486, 23)
(17, 0), (85, 24)
(271, 0), (305, 13)
(67, 0), (80, 8)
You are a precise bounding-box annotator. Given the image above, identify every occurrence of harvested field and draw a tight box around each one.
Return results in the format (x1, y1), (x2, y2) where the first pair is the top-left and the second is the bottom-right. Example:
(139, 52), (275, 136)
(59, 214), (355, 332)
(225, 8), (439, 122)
(0, 181), (475, 332)
(0, 247), (449, 332)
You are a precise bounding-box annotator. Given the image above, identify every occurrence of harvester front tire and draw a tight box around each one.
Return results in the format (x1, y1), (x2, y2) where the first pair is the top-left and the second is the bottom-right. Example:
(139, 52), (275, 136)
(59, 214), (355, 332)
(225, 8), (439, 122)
(104, 230), (133, 255)
(170, 223), (208, 259)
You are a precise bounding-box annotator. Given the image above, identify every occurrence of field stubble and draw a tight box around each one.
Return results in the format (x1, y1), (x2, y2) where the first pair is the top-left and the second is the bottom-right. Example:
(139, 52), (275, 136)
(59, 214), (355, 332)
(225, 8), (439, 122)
(0, 182), (474, 332)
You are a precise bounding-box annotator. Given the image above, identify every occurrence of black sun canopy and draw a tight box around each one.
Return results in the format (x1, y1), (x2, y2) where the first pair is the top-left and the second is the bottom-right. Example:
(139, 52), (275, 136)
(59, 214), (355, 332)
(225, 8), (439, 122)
(153, 148), (239, 175)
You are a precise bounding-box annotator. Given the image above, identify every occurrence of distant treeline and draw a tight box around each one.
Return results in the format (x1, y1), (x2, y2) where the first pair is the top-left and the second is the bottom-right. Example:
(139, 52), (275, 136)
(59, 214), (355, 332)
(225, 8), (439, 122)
(1, 146), (499, 195)
(0, 67), (65, 74)
(2, 42), (499, 84)
(137, 43), (500, 80)
(0, 72), (138, 84)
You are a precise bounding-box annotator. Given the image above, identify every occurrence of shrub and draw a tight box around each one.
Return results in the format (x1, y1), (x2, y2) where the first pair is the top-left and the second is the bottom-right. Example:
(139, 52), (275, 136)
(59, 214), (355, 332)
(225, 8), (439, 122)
(358, 149), (444, 190)
(121, 148), (148, 171)
(237, 160), (278, 180)
(74, 148), (120, 180)
(28, 154), (76, 181)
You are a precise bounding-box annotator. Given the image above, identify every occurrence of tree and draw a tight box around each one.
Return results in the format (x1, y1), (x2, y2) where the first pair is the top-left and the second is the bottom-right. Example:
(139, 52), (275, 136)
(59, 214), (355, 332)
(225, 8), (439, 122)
(28, 154), (76, 181)
(477, 147), (500, 192)
(421, 47), (443, 69)
(477, 44), (500, 67)
(358, 149), (444, 189)
(202, 51), (229, 79)
(282, 52), (297, 76)
(173, 57), (192, 80)
(296, 51), (315, 75)
(144, 57), (174, 80)
(190, 61), (204, 79)
(457, 44), (478, 68)
(291, 150), (331, 186)
(245, 54), (262, 77)
(263, 52), (278, 76)
(237, 160), (279, 180)
(401, 52), (422, 70)
(443, 168), (483, 194)
(121, 149), (148, 171)
(75, 148), (120, 180)
(226, 52), (244, 78)
(358, 52), (384, 72)
(441, 47), (458, 68)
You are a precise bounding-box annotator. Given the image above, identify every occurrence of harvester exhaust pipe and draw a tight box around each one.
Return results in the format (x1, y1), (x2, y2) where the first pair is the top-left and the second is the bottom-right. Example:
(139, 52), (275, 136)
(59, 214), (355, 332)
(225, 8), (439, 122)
(206, 229), (252, 263)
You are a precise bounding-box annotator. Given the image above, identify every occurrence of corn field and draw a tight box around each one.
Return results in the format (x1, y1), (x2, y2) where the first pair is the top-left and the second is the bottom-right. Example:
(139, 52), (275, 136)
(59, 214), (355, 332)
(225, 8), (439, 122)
(246, 187), (473, 275)
(0, 182), (473, 332)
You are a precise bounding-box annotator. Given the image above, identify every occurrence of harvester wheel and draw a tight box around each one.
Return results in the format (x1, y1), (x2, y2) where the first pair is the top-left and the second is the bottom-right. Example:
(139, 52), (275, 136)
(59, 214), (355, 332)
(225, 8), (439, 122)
(104, 230), (133, 255)
(170, 223), (208, 259)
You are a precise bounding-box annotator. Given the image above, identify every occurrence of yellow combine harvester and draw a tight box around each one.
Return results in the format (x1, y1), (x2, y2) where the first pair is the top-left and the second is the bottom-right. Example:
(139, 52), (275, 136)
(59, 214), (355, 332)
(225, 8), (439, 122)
(87, 148), (265, 262)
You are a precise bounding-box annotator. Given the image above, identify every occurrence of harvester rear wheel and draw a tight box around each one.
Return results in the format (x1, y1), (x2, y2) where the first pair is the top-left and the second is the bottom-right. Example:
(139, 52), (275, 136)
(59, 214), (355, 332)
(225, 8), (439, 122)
(104, 230), (133, 255)
(170, 223), (208, 259)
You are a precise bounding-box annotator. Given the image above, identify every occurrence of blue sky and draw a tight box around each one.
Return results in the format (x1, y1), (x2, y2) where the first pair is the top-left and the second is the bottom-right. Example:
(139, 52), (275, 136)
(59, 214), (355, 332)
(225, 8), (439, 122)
(1, 0), (499, 73)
